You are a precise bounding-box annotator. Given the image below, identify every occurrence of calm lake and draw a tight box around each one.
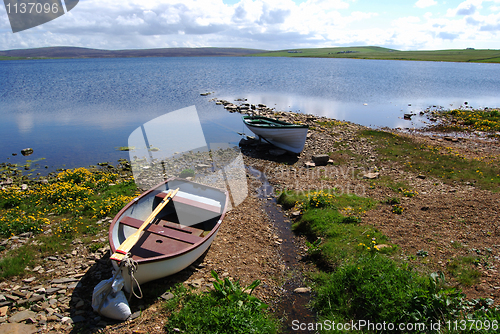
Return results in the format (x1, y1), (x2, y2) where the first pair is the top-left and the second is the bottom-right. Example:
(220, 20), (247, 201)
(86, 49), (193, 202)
(1, 56), (500, 172)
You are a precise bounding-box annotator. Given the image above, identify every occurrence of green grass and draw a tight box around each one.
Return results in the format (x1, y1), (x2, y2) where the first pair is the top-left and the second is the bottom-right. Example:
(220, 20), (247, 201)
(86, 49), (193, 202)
(0, 56), (30, 60)
(278, 190), (389, 268)
(278, 189), (500, 332)
(164, 271), (279, 334)
(0, 166), (138, 279)
(249, 46), (500, 63)
(360, 129), (500, 191)
(0, 246), (36, 279)
(447, 256), (482, 286)
(313, 259), (464, 328)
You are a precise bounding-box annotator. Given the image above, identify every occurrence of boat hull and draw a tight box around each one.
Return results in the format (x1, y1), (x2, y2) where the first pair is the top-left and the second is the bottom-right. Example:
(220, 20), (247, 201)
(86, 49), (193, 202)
(109, 178), (228, 292)
(112, 230), (219, 292)
(242, 116), (308, 154)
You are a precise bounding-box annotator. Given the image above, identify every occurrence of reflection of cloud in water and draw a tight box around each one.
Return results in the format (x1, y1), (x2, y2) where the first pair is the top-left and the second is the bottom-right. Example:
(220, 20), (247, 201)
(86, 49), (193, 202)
(224, 92), (500, 128)
(15, 114), (34, 133)
(239, 93), (349, 120)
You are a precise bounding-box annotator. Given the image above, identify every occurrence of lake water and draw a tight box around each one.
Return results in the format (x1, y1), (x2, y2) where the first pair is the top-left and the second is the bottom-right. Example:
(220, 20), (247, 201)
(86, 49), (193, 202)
(1, 56), (500, 172)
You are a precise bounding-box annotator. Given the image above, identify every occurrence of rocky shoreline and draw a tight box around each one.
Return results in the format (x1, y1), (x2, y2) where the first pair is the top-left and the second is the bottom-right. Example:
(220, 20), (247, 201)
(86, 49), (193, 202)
(1, 100), (500, 333)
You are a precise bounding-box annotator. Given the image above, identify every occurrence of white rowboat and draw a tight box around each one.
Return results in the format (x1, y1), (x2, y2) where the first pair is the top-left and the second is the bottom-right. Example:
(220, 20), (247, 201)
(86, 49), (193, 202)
(109, 178), (228, 292)
(242, 115), (308, 154)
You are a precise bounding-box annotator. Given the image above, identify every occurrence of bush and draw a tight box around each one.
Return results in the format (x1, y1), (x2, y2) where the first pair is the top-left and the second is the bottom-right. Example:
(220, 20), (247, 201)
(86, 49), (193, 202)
(164, 271), (278, 334)
(313, 256), (464, 327)
(179, 168), (195, 178)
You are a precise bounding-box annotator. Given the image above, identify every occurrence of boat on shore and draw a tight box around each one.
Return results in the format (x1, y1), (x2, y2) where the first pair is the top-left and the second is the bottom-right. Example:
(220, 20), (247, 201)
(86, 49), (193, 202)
(242, 115), (308, 154)
(109, 178), (228, 292)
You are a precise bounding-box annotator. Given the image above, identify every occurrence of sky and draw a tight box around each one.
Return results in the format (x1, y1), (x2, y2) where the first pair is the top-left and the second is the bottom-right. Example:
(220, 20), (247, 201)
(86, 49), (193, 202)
(0, 0), (499, 51)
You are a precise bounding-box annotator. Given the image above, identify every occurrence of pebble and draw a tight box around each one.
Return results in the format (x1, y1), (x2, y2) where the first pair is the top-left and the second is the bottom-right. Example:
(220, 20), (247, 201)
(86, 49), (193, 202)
(160, 292), (174, 301)
(363, 172), (380, 179)
(22, 277), (36, 284)
(293, 287), (311, 294)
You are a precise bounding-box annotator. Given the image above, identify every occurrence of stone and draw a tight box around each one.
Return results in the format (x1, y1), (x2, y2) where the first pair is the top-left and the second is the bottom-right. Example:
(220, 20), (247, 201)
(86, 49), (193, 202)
(51, 277), (79, 284)
(416, 174), (426, 179)
(0, 178), (13, 186)
(311, 154), (330, 166)
(129, 311), (141, 320)
(27, 295), (44, 303)
(0, 323), (37, 334)
(363, 172), (380, 179)
(196, 164), (212, 169)
(11, 291), (27, 299)
(21, 148), (33, 156)
(45, 288), (61, 295)
(30, 304), (42, 312)
(47, 315), (59, 322)
(190, 278), (205, 288)
(60, 316), (72, 324)
(294, 287), (311, 294)
(22, 277), (36, 284)
(4, 295), (19, 301)
(239, 138), (256, 147)
(0, 306), (8, 317)
(71, 315), (86, 323)
(304, 162), (316, 168)
(8, 310), (36, 323)
(160, 292), (174, 301)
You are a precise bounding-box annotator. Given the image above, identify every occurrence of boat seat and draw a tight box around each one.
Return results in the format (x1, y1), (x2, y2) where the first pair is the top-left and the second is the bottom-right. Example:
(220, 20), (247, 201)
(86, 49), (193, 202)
(119, 216), (204, 245)
(155, 191), (221, 214)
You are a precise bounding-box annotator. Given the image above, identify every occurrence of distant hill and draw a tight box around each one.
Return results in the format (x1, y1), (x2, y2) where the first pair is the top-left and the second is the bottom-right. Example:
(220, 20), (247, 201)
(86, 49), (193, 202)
(250, 46), (500, 63)
(2, 46), (500, 63)
(0, 46), (268, 59)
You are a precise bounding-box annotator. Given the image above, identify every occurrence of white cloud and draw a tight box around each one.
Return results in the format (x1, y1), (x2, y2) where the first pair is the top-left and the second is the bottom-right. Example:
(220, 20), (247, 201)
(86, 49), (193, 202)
(447, 0), (484, 16)
(0, 0), (499, 51)
(415, 0), (437, 9)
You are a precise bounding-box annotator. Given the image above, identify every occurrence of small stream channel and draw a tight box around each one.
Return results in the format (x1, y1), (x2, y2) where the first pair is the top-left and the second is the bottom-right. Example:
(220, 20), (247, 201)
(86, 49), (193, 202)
(247, 166), (316, 333)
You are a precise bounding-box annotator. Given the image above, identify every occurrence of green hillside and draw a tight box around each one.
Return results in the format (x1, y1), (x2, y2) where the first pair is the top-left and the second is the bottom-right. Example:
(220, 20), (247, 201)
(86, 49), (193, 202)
(249, 46), (500, 63)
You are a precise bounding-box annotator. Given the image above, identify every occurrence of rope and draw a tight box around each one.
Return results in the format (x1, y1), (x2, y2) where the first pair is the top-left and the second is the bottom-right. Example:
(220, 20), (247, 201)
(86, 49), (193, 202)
(123, 254), (143, 300)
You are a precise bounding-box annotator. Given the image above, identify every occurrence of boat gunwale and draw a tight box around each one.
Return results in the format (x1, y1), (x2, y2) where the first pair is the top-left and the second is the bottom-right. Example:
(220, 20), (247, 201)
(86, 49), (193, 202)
(108, 177), (228, 265)
(242, 115), (309, 129)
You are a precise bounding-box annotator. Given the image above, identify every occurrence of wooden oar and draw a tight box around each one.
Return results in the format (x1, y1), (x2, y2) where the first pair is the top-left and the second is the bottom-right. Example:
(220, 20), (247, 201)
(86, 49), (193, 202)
(110, 188), (179, 262)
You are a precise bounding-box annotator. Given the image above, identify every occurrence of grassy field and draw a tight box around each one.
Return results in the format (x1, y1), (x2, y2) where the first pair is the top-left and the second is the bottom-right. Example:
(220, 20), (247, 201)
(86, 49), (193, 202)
(359, 129), (500, 192)
(249, 46), (500, 63)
